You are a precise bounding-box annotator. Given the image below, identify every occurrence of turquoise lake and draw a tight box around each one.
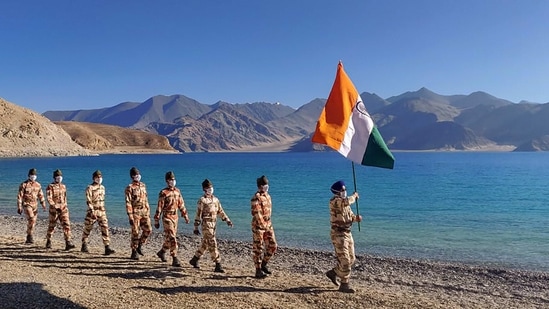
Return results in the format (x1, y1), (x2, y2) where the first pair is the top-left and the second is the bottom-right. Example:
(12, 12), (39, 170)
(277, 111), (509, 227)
(1, 151), (548, 271)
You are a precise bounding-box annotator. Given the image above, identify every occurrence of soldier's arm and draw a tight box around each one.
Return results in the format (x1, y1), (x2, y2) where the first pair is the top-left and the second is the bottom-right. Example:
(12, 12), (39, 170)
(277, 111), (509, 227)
(37, 185), (46, 208)
(124, 186), (133, 216)
(46, 185), (54, 207)
(85, 186), (93, 211)
(194, 199), (202, 227)
(17, 183), (24, 211)
(154, 191), (164, 221)
(251, 195), (267, 228)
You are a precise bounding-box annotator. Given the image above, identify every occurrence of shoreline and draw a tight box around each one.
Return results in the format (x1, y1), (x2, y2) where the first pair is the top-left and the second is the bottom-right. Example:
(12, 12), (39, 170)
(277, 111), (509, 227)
(1, 215), (548, 308)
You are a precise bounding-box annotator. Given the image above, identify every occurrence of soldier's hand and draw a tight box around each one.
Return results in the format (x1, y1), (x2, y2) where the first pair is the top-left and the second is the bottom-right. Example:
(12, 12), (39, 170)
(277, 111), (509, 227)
(184, 215), (190, 224)
(154, 221), (160, 229)
(17, 207), (22, 215)
(42, 205), (46, 211)
(355, 215), (363, 223)
(129, 219), (134, 226)
(227, 220), (233, 228)
(353, 192), (359, 199)
(193, 229), (200, 236)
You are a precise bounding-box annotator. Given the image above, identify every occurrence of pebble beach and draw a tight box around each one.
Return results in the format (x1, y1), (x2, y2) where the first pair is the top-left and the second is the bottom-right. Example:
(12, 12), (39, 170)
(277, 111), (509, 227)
(0, 215), (548, 309)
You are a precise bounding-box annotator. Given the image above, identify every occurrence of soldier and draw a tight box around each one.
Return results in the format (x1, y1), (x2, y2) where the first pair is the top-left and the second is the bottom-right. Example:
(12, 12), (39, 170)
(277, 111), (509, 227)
(45, 169), (76, 250)
(189, 179), (233, 273)
(250, 175), (277, 279)
(125, 167), (152, 260)
(154, 171), (189, 267)
(325, 180), (362, 293)
(17, 168), (46, 244)
(81, 170), (115, 255)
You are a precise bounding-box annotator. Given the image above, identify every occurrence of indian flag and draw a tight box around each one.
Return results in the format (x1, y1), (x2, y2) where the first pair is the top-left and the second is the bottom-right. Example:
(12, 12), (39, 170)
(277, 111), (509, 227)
(312, 62), (395, 169)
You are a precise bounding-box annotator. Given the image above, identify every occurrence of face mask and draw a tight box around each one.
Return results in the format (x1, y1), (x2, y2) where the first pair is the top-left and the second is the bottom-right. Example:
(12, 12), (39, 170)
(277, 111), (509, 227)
(168, 179), (176, 187)
(340, 191), (347, 198)
(55, 176), (63, 183)
(261, 185), (269, 192)
(132, 175), (141, 182)
(94, 177), (103, 184)
(29, 175), (37, 182)
(205, 187), (214, 195)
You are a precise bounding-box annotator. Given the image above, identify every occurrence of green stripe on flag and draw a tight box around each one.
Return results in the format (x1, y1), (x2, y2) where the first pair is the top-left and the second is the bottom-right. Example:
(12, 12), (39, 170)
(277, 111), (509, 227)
(361, 126), (395, 169)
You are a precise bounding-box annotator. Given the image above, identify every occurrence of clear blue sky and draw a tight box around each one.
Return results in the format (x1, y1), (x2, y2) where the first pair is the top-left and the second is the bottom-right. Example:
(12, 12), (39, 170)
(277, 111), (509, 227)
(1, 0), (548, 113)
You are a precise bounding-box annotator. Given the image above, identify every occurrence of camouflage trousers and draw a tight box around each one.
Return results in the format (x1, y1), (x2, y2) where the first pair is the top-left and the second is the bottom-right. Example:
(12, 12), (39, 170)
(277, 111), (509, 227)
(195, 222), (220, 263)
(130, 209), (151, 250)
(160, 215), (179, 257)
(252, 226), (277, 268)
(330, 230), (355, 283)
(82, 209), (110, 246)
(23, 205), (38, 236)
(46, 207), (72, 241)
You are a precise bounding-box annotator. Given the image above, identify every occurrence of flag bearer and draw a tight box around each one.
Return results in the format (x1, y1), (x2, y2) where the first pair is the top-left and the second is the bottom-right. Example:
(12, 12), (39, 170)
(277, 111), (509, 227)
(325, 180), (361, 293)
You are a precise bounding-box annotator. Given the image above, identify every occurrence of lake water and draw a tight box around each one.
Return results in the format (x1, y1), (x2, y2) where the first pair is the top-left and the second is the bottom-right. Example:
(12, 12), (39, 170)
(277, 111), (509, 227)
(1, 151), (548, 271)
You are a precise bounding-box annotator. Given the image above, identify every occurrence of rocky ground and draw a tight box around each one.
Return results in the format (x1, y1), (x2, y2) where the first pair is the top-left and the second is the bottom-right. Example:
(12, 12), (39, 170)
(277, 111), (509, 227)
(0, 215), (548, 309)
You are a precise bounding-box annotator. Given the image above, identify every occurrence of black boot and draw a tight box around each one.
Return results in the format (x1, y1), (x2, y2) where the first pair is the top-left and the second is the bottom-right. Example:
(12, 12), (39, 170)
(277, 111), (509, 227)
(130, 249), (139, 260)
(325, 269), (339, 286)
(81, 242), (89, 253)
(172, 256), (182, 267)
(65, 241), (75, 251)
(214, 263), (225, 273)
(189, 256), (200, 269)
(104, 245), (115, 255)
(136, 243), (144, 256)
(261, 261), (272, 275)
(255, 268), (267, 279)
(156, 249), (167, 262)
(338, 282), (356, 293)
(45, 239), (52, 249)
(25, 235), (33, 244)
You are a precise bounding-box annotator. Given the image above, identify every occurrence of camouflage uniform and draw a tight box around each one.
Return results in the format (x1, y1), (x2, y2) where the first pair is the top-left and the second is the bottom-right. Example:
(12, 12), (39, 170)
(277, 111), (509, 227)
(81, 170), (115, 255)
(189, 179), (232, 273)
(251, 175), (277, 278)
(125, 167), (152, 260)
(17, 168), (46, 243)
(45, 169), (75, 250)
(154, 171), (189, 267)
(326, 180), (360, 293)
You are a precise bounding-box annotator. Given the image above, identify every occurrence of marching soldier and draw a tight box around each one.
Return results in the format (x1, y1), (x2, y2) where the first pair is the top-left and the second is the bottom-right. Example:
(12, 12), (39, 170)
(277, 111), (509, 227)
(250, 175), (277, 279)
(17, 168), (46, 244)
(325, 180), (361, 293)
(189, 179), (233, 273)
(125, 167), (152, 260)
(45, 169), (75, 250)
(81, 170), (115, 255)
(154, 171), (189, 267)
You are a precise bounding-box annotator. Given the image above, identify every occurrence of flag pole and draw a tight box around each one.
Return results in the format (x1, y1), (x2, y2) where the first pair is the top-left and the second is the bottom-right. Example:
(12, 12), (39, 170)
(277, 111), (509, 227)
(351, 162), (361, 231)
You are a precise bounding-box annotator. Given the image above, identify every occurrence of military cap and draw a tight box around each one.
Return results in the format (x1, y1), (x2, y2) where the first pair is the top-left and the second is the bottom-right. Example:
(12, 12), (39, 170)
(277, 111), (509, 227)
(53, 169), (62, 177)
(256, 175), (269, 186)
(165, 171), (175, 180)
(330, 180), (345, 194)
(92, 170), (102, 178)
(130, 167), (140, 177)
(202, 178), (213, 189)
(28, 168), (37, 176)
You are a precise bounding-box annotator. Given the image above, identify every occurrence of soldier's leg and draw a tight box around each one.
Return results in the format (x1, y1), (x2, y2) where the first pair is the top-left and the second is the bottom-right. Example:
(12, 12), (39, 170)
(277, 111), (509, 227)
(81, 214), (95, 243)
(332, 232), (353, 283)
(163, 218), (178, 256)
(204, 228), (220, 263)
(60, 208), (72, 241)
(139, 214), (152, 244)
(97, 212), (111, 246)
(46, 208), (58, 240)
(24, 206), (38, 237)
(130, 214), (140, 250)
(262, 228), (278, 264)
(252, 229), (265, 269)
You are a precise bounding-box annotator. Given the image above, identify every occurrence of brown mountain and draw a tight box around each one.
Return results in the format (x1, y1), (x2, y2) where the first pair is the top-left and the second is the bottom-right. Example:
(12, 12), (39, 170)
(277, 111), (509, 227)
(54, 121), (176, 153)
(0, 98), (91, 157)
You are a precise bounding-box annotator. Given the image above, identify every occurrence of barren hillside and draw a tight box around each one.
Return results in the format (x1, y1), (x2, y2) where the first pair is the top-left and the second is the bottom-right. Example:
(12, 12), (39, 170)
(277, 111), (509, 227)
(55, 121), (177, 153)
(0, 98), (90, 157)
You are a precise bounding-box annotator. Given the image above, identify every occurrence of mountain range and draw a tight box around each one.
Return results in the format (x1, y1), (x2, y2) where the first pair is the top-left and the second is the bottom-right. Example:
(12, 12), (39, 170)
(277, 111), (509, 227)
(42, 88), (549, 152)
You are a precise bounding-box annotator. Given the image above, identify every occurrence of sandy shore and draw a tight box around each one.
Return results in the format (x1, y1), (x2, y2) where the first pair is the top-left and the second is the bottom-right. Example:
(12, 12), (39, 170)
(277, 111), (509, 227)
(0, 215), (548, 309)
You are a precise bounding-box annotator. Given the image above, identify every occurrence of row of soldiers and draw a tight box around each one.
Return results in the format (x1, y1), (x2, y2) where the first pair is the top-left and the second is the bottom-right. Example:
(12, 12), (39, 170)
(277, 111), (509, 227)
(17, 167), (361, 293)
